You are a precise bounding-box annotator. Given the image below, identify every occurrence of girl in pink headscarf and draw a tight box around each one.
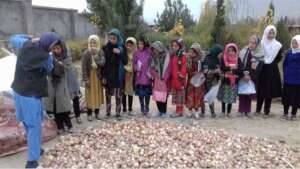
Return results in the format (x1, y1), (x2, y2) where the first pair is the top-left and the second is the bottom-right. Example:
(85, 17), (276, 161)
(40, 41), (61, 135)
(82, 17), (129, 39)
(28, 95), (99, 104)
(217, 43), (242, 117)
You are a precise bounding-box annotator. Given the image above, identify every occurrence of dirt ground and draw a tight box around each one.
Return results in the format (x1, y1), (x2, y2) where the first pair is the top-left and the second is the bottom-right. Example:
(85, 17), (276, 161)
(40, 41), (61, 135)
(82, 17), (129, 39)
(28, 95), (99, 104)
(1, 98), (300, 168)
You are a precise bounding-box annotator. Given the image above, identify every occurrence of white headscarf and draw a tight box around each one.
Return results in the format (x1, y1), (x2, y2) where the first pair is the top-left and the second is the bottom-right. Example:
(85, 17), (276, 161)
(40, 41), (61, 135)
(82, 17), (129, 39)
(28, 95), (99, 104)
(261, 25), (282, 64)
(291, 35), (300, 54)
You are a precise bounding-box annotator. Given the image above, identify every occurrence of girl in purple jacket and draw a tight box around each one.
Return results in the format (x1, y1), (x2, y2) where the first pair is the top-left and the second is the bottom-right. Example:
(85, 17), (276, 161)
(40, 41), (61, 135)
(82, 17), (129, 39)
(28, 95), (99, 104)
(133, 37), (152, 116)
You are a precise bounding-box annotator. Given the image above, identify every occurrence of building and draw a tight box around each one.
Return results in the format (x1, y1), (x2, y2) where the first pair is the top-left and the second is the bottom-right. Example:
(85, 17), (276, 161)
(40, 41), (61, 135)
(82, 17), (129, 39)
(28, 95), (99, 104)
(228, 0), (300, 24)
(0, 0), (98, 39)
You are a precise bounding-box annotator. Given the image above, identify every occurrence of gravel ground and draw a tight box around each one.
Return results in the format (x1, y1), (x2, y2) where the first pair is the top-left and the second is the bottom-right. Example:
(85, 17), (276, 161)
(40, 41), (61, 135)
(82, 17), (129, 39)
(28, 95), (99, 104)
(0, 98), (300, 168)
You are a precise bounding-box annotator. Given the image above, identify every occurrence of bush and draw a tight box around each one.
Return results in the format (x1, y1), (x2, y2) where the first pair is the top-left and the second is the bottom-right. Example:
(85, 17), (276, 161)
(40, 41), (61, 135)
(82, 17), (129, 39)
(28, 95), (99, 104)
(67, 40), (88, 61)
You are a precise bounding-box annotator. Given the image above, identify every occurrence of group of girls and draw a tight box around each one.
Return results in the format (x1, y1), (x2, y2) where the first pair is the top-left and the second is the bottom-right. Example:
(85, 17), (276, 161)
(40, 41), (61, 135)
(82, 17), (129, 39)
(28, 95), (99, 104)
(45, 25), (300, 134)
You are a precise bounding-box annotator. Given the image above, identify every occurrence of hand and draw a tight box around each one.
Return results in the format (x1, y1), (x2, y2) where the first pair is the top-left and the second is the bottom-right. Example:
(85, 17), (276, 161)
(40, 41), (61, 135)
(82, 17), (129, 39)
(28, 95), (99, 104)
(113, 48), (120, 54)
(244, 75), (251, 81)
(251, 63), (257, 70)
(230, 66), (236, 70)
(85, 81), (90, 88)
(102, 79), (107, 85)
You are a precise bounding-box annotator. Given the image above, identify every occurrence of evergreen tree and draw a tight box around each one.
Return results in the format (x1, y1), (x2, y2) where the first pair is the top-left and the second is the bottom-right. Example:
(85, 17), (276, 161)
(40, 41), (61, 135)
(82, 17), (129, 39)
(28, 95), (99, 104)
(155, 0), (195, 32)
(210, 0), (226, 45)
(276, 17), (291, 51)
(86, 0), (145, 37)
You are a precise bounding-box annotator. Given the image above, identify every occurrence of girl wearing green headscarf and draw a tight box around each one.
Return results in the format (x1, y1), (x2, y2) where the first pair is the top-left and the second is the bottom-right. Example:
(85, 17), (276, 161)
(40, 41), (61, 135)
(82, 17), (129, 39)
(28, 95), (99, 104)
(203, 44), (223, 118)
(102, 28), (127, 120)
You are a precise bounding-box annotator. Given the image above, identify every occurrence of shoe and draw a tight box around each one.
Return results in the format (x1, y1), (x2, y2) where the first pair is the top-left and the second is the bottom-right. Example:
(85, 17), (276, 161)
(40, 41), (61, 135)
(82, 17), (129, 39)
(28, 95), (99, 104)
(67, 128), (74, 134)
(106, 113), (111, 119)
(87, 115), (93, 121)
(25, 161), (39, 169)
(290, 115), (297, 121)
(281, 114), (288, 120)
(255, 112), (261, 116)
(116, 114), (122, 121)
(237, 113), (244, 117)
(200, 113), (205, 118)
(128, 111), (134, 116)
(245, 113), (251, 118)
(76, 117), (82, 124)
(194, 111), (200, 119)
(226, 113), (232, 118)
(170, 113), (183, 118)
(263, 114), (270, 118)
(40, 149), (44, 156)
(187, 111), (193, 118)
(143, 112), (149, 118)
(57, 129), (64, 135)
(211, 112), (217, 118)
(95, 114), (101, 120)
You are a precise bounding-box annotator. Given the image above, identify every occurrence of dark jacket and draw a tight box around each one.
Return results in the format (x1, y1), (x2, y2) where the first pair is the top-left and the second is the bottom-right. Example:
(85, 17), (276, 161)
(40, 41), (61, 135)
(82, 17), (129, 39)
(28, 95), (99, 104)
(11, 41), (50, 98)
(102, 42), (127, 89)
(81, 49), (105, 83)
(283, 50), (300, 85)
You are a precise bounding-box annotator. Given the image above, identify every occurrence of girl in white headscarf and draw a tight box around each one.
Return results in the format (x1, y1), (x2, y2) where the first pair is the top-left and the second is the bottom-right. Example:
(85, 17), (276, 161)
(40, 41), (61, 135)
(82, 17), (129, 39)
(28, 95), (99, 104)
(256, 25), (283, 117)
(282, 35), (300, 120)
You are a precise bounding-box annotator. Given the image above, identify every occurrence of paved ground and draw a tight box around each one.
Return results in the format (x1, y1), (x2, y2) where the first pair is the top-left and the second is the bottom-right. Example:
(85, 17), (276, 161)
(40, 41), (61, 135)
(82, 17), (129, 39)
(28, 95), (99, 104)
(1, 98), (300, 168)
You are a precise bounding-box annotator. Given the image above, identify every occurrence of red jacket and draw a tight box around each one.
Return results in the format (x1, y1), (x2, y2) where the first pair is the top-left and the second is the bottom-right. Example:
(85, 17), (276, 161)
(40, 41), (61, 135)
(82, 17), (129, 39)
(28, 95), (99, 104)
(171, 54), (187, 90)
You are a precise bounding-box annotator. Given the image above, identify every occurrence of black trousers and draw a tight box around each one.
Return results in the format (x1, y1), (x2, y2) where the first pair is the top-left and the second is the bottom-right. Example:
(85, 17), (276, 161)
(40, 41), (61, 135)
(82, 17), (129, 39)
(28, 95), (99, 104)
(73, 96), (81, 117)
(284, 105), (298, 116)
(139, 96), (150, 113)
(50, 97), (72, 130)
(123, 95), (133, 112)
(53, 112), (72, 130)
(87, 108), (99, 116)
(156, 101), (167, 113)
(256, 96), (272, 114)
(221, 102), (232, 114)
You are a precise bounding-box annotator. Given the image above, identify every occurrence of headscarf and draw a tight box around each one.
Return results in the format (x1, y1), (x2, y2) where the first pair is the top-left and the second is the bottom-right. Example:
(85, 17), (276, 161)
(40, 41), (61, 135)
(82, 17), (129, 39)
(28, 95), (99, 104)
(188, 43), (203, 70)
(88, 34), (101, 53)
(39, 32), (61, 52)
(124, 37), (137, 72)
(205, 44), (223, 69)
(224, 43), (239, 86)
(125, 37), (137, 54)
(291, 35), (300, 54)
(88, 35), (101, 69)
(261, 25), (282, 64)
(190, 43), (203, 58)
(240, 35), (264, 68)
(171, 38), (184, 57)
(151, 41), (170, 79)
(108, 28), (124, 47)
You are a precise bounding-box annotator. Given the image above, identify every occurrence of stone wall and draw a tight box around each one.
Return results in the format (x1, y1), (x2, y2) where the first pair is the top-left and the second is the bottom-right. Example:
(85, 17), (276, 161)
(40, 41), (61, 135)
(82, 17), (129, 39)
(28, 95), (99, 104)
(0, 0), (97, 40)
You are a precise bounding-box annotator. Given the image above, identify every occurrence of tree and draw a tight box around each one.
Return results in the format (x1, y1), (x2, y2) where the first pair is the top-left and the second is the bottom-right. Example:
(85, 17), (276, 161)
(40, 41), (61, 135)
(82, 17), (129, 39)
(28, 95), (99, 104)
(155, 0), (195, 32)
(276, 17), (291, 51)
(86, 0), (145, 37)
(193, 0), (216, 49)
(256, 1), (275, 34)
(210, 0), (226, 45)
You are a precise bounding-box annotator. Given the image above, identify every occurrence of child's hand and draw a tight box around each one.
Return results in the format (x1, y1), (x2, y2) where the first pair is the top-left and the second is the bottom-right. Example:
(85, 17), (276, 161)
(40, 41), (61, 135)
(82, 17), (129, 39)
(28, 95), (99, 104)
(244, 75), (251, 81)
(102, 79), (107, 85)
(251, 63), (257, 70)
(113, 48), (120, 54)
(85, 81), (90, 88)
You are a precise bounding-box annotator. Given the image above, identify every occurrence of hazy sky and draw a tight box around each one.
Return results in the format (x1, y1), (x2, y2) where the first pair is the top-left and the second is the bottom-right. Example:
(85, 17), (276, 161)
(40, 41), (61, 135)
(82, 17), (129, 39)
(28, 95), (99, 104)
(32, 0), (205, 24)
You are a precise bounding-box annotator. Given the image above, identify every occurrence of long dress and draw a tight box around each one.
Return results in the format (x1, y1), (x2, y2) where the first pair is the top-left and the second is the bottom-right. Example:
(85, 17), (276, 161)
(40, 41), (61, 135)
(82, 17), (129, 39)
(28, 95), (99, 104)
(256, 50), (282, 99)
(217, 59), (241, 104)
(86, 67), (104, 109)
(186, 59), (205, 110)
